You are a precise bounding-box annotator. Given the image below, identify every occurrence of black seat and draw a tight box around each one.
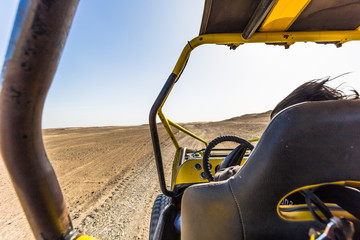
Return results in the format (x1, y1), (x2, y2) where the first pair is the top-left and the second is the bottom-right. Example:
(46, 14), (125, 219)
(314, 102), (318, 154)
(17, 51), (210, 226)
(181, 100), (360, 240)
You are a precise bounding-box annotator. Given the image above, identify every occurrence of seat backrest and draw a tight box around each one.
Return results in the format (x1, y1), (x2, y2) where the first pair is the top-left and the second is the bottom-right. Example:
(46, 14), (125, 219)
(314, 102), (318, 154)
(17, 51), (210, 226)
(181, 100), (360, 240)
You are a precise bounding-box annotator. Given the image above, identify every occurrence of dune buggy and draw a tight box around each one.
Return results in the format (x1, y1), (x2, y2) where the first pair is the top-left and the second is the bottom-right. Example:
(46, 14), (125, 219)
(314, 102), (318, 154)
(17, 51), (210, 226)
(2, 0), (360, 240)
(149, 0), (360, 240)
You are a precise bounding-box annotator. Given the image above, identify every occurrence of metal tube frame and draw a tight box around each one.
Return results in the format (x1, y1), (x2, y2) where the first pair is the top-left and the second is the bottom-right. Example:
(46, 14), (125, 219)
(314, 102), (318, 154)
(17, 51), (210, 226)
(150, 73), (178, 197)
(242, 0), (277, 39)
(150, 30), (360, 197)
(0, 0), (79, 239)
(168, 119), (208, 147)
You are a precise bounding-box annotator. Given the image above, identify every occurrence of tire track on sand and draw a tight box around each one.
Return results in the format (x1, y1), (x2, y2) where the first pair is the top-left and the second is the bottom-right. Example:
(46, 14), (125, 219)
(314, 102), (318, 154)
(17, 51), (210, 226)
(76, 140), (175, 240)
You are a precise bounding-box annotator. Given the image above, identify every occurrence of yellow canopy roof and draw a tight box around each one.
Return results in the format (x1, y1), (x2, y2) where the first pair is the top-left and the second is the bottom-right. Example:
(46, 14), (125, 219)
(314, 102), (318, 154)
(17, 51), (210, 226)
(200, 0), (360, 40)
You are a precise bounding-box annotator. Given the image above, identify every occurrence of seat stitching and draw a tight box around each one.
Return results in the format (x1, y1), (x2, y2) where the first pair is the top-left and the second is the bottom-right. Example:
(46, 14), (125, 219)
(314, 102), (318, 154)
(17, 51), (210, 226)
(229, 180), (246, 240)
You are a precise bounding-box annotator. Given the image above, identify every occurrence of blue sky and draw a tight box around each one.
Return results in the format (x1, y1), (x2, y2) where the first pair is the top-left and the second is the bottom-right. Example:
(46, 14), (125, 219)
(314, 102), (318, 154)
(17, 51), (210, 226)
(1, 1), (360, 129)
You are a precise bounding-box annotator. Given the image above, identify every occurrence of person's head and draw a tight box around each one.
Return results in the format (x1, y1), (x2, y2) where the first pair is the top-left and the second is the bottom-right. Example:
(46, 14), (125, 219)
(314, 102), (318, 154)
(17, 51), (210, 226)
(270, 78), (359, 119)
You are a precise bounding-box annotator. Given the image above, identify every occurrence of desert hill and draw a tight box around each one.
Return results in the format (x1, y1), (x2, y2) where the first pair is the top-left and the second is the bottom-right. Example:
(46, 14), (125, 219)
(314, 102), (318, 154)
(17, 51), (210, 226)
(0, 111), (270, 239)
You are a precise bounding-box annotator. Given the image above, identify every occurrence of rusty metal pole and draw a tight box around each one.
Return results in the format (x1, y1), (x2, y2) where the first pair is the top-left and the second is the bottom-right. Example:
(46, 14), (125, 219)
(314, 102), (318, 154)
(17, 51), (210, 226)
(0, 0), (79, 239)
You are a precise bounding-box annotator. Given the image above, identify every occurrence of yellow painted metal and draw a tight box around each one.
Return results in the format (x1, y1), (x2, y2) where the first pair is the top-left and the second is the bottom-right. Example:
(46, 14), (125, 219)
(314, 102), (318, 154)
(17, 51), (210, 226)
(174, 158), (223, 185)
(357, 26), (360, 31)
(239, 157), (249, 166)
(158, 110), (180, 150)
(248, 137), (260, 143)
(170, 148), (183, 190)
(173, 31), (360, 75)
(162, 30), (360, 151)
(168, 119), (208, 147)
(156, 68), (181, 150)
(260, 0), (311, 32)
(279, 204), (356, 221)
(76, 236), (100, 240)
(277, 181), (360, 221)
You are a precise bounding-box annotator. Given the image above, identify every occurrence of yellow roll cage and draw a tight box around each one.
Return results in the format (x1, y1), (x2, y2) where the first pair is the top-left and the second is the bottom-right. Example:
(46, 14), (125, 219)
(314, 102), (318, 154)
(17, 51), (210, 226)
(158, 30), (360, 151)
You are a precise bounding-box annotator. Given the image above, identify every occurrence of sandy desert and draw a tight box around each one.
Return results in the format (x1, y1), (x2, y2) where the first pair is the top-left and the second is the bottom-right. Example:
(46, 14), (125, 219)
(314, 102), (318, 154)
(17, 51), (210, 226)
(0, 111), (270, 239)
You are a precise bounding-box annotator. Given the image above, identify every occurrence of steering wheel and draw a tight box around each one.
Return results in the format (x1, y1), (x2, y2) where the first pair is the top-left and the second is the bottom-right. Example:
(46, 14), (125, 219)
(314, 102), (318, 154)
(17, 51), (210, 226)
(202, 135), (254, 181)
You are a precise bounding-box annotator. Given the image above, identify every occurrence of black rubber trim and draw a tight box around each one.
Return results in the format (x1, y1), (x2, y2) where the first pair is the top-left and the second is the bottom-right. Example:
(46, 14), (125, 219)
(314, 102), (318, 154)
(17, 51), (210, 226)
(149, 73), (177, 197)
(242, 0), (277, 39)
(280, 205), (344, 213)
(202, 135), (254, 181)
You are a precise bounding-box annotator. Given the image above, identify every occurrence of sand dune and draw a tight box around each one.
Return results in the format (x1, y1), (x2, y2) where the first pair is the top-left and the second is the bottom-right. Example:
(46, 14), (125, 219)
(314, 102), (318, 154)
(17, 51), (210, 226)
(0, 111), (270, 239)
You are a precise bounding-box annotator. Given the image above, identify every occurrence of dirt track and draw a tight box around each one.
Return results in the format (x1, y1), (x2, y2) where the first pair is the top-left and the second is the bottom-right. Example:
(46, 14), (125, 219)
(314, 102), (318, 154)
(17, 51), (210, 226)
(0, 111), (270, 239)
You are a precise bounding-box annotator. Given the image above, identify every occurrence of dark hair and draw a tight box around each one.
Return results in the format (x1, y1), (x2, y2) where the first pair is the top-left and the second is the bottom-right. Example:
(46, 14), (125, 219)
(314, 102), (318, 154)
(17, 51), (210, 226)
(270, 78), (359, 119)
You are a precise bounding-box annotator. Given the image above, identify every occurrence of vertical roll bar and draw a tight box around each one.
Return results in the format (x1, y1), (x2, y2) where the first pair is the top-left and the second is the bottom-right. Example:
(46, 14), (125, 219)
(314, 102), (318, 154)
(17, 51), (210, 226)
(149, 73), (177, 197)
(0, 0), (79, 239)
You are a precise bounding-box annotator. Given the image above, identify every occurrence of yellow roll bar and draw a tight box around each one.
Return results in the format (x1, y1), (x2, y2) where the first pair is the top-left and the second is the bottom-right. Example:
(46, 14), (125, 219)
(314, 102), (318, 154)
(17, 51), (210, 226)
(152, 30), (360, 196)
(168, 119), (208, 147)
(173, 31), (360, 75)
(158, 30), (360, 150)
